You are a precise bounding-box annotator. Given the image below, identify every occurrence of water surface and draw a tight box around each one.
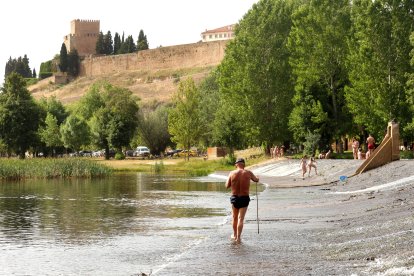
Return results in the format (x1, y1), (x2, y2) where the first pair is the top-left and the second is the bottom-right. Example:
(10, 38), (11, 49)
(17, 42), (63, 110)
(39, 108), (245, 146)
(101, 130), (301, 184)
(0, 173), (251, 275)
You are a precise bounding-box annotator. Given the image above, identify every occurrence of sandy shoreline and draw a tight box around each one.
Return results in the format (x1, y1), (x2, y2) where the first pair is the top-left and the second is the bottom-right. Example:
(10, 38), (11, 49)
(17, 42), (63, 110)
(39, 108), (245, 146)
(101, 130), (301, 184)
(156, 159), (414, 275)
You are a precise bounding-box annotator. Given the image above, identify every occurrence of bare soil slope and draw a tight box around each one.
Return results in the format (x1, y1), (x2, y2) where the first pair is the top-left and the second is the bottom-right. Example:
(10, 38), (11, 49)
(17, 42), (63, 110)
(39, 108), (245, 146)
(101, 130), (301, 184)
(28, 66), (214, 105)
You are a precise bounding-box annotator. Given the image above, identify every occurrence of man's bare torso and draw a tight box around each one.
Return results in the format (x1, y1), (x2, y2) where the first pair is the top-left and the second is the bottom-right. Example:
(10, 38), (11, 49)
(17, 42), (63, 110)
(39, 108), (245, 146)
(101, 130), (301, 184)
(226, 169), (253, 196)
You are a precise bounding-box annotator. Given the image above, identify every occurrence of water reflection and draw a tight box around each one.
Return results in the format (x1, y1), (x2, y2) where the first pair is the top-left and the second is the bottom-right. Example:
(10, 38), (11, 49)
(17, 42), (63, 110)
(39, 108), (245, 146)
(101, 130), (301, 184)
(0, 173), (232, 244)
(0, 173), (266, 275)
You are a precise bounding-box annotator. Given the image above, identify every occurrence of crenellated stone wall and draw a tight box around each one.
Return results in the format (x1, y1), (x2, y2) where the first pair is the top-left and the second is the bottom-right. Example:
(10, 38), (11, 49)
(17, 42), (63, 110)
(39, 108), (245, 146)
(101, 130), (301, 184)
(79, 40), (229, 77)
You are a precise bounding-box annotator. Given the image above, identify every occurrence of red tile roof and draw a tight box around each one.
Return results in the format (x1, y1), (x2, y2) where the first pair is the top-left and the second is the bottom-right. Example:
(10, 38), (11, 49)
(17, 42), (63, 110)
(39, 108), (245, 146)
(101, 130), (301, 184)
(201, 24), (235, 35)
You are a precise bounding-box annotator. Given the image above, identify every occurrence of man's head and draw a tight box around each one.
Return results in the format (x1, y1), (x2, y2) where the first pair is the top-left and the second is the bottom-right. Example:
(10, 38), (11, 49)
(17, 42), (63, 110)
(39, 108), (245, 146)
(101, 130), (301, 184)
(234, 158), (245, 167)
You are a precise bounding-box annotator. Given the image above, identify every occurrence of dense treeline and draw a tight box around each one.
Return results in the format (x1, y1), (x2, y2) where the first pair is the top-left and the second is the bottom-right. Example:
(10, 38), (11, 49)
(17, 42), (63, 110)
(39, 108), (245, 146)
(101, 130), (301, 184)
(2, 0), (414, 160)
(96, 29), (149, 55)
(211, 0), (414, 155)
(4, 55), (35, 79)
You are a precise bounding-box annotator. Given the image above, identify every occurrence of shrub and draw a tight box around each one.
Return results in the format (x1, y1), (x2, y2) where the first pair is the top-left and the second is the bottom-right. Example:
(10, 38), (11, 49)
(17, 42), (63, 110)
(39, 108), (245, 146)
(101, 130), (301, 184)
(220, 154), (236, 166)
(115, 152), (125, 160)
(39, 72), (53, 79)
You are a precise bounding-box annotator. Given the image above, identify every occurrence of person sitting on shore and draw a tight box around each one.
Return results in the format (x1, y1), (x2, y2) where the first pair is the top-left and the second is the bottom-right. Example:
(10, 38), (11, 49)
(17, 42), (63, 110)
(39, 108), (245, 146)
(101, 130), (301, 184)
(325, 150), (332, 159)
(318, 151), (325, 159)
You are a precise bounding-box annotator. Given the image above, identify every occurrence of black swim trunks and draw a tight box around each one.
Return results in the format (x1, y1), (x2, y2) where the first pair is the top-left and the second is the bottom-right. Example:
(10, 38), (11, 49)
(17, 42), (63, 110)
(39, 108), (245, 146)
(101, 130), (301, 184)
(230, 195), (250, 209)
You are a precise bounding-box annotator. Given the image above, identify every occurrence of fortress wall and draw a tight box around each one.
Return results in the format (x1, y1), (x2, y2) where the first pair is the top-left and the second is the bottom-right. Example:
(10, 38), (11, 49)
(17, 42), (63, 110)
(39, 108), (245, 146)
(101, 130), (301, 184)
(71, 19), (100, 35)
(79, 40), (229, 77)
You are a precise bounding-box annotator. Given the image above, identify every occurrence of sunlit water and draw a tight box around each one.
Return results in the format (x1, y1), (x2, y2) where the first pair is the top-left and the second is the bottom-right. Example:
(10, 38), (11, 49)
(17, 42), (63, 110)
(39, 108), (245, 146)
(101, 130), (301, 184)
(0, 173), (265, 275)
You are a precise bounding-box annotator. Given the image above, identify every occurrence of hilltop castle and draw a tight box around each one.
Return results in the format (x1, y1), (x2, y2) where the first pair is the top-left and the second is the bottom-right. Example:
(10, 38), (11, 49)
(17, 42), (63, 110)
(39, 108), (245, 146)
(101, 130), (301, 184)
(63, 19), (100, 56)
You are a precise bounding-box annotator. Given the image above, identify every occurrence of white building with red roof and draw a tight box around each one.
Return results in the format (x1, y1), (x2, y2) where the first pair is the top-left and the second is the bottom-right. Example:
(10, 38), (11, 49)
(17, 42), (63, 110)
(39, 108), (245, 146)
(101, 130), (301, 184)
(201, 24), (236, 42)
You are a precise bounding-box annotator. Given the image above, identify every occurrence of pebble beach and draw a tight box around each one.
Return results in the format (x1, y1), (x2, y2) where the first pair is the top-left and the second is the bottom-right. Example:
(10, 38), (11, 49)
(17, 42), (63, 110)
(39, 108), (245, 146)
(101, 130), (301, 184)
(155, 159), (414, 275)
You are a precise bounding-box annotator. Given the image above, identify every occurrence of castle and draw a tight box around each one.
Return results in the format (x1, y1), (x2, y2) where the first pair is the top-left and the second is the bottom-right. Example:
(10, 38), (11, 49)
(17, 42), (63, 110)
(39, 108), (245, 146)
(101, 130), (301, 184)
(63, 19), (100, 56)
(60, 19), (230, 79)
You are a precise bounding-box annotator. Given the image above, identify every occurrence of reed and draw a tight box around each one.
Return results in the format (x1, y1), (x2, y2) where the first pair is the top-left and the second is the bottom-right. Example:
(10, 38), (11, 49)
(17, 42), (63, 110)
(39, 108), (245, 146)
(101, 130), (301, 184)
(0, 158), (112, 180)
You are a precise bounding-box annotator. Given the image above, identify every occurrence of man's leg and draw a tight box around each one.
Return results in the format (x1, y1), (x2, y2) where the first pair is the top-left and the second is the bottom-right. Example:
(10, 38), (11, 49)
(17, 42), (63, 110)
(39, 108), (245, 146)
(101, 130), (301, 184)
(232, 205), (239, 240)
(236, 207), (248, 242)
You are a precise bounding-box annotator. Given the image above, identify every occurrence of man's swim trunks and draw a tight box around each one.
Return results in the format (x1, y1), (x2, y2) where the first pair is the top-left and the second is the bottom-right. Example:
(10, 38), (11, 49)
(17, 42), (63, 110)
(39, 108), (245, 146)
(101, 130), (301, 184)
(230, 195), (250, 209)
(368, 143), (375, 149)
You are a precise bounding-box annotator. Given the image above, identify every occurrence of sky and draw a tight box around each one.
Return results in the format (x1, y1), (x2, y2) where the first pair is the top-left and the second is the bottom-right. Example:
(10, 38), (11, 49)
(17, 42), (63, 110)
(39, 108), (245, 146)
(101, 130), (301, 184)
(0, 0), (259, 87)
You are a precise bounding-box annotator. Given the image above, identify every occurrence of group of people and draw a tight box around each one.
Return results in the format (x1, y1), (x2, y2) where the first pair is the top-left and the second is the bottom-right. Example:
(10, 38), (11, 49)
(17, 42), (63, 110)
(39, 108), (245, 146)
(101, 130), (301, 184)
(270, 145), (284, 158)
(352, 134), (376, 160)
(299, 155), (318, 179)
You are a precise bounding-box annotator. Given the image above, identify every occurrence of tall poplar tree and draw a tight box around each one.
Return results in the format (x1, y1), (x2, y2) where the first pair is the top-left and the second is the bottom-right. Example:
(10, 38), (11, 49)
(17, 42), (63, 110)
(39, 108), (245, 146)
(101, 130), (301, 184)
(287, 0), (352, 149)
(217, 0), (296, 151)
(345, 0), (414, 139)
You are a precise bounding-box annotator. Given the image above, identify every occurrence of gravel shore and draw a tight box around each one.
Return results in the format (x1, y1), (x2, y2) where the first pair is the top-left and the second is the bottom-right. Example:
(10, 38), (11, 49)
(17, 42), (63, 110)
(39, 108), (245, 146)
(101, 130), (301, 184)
(157, 159), (414, 275)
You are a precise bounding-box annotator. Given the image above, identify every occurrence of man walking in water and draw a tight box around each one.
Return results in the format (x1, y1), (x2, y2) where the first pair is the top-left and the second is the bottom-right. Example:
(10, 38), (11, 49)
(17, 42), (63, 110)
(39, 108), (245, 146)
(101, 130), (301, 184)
(226, 158), (259, 243)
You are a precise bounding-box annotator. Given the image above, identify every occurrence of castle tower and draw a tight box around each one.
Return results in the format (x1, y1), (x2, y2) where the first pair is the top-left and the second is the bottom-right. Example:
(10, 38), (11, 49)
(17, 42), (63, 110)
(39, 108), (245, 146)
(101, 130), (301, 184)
(63, 19), (100, 57)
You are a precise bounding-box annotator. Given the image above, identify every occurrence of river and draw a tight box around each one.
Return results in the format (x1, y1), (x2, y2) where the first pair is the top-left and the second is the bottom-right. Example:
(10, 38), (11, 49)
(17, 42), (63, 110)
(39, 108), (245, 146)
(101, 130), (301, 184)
(0, 172), (264, 275)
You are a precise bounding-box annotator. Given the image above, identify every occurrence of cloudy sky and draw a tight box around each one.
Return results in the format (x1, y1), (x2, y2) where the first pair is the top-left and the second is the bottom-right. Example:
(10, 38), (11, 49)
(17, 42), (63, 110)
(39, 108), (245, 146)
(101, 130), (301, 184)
(0, 0), (259, 86)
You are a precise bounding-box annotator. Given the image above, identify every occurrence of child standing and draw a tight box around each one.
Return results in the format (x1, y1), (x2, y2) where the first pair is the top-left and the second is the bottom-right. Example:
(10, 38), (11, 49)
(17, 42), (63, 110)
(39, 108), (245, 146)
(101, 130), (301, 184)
(300, 155), (308, 179)
(308, 156), (318, 177)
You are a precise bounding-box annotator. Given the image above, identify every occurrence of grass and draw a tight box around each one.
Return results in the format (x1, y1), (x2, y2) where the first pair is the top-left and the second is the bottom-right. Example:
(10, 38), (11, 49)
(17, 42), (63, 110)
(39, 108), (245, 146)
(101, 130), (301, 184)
(0, 158), (113, 181)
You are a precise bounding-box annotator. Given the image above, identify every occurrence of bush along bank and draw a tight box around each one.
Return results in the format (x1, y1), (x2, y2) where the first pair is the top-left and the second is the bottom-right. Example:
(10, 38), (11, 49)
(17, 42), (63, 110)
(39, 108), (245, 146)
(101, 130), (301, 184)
(0, 158), (113, 181)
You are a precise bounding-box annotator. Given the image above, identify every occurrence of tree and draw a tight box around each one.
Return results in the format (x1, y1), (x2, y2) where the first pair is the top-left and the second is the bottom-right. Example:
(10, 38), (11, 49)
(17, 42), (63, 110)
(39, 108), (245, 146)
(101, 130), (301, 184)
(212, 106), (243, 157)
(198, 71), (220, 147)
(138, 105), (171, 155)
(287, 0), (352, 149)
(67, 49), (80, 77)
(32, 68), (37, 79)
(217, 0), (296, 152)
(113, 32), (121, 54)
(95, 31), (105, 54)
(103, 31), (113, 55)
(22, 55), (32, 78)
(39, 113), (62, 156)
(78, 81), (139, 159)
(346, 0), (414, 139)
(137, 29), (149, 51)
(168, 78), (202, 160)
(405, 33), (414, 137)
(59, 43), (68, 72)
(4, 55), (32, 78)
(0, 73), (41, 158)
(60, 114), (91, 152)
(38, 96), (68, 125)
(124, 35), (136, 53)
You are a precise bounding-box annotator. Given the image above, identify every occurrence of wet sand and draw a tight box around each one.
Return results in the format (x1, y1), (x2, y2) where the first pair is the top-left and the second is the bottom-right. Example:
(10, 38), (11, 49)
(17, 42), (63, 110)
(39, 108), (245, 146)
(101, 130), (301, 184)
(155, 159), (414, 275)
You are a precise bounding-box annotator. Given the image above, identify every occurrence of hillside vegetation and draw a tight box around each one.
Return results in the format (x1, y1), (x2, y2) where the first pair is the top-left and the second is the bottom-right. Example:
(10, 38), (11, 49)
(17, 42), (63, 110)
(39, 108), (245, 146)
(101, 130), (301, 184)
(28, 66), (215, 105)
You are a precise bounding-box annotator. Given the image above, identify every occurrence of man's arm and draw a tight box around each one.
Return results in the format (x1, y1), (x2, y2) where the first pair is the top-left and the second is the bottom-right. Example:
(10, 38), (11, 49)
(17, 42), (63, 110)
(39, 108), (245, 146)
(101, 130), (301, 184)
(249, 171), (259, 182)
(225, 172), (233, 189)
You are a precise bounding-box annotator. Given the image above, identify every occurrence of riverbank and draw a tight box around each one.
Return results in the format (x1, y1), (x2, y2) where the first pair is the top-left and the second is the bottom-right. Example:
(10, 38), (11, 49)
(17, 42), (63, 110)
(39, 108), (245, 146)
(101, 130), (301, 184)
(154, 159), (414, 275)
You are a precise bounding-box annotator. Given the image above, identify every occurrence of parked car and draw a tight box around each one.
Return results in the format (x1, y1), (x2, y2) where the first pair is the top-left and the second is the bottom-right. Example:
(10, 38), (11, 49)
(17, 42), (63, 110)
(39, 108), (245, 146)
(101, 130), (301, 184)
(134, 146), (150, 158)
(78, 150), (92, 157)
(125, 149), (135, 157)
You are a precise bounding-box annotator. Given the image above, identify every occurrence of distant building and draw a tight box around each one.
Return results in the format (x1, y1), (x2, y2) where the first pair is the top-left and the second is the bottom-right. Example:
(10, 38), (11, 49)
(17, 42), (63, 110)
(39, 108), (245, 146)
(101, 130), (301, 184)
(201, 24), (236, 42)
(63, 19), (100, 57)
